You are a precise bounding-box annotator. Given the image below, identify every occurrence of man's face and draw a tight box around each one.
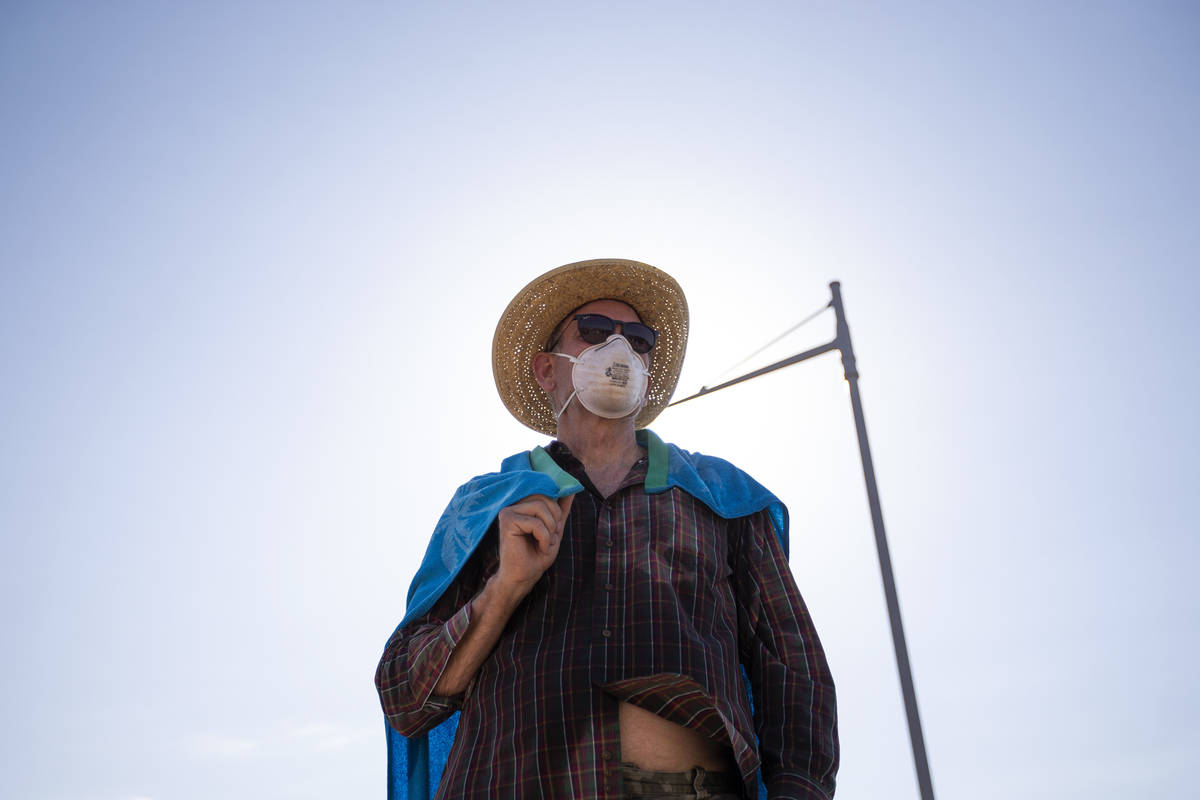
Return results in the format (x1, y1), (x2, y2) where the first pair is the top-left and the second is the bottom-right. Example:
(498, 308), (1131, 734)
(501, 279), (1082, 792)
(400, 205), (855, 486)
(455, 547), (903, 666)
(534, 299), (651, 418)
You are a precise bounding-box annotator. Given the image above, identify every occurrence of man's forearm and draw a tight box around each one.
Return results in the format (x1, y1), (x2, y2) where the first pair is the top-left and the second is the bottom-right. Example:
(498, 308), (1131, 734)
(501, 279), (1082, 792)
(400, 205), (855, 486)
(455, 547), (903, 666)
(433, 574), (531, 696)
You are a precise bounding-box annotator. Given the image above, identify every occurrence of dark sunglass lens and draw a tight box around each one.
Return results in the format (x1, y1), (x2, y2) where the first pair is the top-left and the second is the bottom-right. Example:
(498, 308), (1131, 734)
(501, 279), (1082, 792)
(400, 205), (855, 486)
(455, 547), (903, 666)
(575, 315), (615, 344)
(574, 314), (657, 352)
(623, 322), (658, 353)
(627, 337), (652, 354)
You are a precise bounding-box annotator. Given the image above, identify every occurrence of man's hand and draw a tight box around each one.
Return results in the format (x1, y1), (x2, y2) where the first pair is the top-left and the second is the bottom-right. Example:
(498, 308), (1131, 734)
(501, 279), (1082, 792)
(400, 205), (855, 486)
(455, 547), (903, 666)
(429, 492), (576, 698)
(495, 493), (574, 594)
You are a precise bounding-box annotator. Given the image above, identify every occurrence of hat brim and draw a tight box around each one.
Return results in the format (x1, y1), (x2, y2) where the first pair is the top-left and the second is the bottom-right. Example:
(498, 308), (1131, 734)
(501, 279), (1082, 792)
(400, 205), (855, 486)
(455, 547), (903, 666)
(492, 258), (689, 436)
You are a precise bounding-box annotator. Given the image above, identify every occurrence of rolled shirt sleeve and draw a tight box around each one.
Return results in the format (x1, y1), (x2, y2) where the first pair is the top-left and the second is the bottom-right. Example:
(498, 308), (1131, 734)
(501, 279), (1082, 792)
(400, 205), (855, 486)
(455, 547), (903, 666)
(375, 558), (486, 737)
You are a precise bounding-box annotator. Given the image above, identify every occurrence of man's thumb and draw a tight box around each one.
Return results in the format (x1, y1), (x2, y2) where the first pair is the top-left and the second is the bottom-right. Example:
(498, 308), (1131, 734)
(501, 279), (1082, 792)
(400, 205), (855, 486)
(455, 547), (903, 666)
(557, 493), (575, 520)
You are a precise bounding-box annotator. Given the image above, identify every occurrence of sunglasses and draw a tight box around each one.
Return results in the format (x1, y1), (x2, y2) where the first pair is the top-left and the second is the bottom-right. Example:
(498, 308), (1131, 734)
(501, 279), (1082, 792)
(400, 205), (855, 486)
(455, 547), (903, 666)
(550, 314), (659, 354)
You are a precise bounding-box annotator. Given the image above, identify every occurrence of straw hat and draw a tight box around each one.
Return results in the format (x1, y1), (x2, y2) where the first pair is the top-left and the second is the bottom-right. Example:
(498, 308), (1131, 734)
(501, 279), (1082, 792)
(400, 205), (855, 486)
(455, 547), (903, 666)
(492, 258), (689, 436)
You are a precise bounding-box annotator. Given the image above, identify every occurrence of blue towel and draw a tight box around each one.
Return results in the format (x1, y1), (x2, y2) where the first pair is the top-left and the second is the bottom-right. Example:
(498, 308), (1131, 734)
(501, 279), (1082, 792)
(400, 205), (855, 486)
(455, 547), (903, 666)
(383, 430), (787, 799)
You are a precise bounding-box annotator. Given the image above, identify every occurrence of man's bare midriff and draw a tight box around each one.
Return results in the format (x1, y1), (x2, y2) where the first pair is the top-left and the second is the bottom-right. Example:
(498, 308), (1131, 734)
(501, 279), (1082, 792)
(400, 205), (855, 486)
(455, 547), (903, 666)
(618, 701), (737, 772)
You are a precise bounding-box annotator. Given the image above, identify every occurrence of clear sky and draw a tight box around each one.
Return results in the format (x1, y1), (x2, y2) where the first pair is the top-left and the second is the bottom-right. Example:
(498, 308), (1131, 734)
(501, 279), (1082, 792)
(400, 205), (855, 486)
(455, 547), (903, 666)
(2, 2), (1197, 799)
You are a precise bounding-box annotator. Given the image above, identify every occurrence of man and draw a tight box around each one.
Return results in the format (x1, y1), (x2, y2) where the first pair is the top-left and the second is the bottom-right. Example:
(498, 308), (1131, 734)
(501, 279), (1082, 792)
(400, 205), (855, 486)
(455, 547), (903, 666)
(377, 259), (838, 800)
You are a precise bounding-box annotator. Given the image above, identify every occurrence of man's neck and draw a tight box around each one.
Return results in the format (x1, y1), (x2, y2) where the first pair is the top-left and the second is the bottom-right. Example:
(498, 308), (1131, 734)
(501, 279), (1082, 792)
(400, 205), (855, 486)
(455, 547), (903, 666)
(555, 414), (643, 495)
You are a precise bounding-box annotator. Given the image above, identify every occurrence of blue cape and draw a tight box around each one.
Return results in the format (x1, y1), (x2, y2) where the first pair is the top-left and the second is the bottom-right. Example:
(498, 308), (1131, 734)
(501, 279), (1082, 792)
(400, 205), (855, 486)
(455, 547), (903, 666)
(384, 430), (787, 799)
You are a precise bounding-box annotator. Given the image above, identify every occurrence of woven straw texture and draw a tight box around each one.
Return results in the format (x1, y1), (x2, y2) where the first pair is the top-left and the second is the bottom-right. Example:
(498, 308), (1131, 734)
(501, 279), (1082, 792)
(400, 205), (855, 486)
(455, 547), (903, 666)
(492, 258), (689, 436)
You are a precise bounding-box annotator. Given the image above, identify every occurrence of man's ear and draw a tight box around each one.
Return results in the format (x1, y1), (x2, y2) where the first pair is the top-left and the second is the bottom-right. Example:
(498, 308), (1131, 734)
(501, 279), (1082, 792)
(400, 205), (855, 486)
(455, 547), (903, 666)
(532, 352), (557, 392)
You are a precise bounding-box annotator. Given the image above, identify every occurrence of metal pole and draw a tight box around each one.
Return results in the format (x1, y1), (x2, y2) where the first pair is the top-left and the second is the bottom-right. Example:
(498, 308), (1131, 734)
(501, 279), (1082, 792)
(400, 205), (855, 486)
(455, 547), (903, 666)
(829, 281), (936, 800)
(667, 339), (839, 408)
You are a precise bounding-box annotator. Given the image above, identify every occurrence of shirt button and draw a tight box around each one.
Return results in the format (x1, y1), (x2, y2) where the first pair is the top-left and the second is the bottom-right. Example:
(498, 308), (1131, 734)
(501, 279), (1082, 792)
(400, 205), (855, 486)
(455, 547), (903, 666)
(604, 583), (616, 592)
(602, 629), (612, 637)
(605, 538), (614, 547)
(602, 750), (614, 761)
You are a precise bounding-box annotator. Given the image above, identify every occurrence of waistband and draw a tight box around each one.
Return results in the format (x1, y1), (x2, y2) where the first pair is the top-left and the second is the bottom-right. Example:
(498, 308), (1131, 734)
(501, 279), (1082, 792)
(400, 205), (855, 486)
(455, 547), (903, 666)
(620, 763), (744, 799)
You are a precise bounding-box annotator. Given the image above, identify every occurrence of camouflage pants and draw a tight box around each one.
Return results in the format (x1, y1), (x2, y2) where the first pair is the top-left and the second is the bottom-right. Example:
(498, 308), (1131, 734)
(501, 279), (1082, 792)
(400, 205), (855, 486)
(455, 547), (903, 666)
(620, 764), (744, 800)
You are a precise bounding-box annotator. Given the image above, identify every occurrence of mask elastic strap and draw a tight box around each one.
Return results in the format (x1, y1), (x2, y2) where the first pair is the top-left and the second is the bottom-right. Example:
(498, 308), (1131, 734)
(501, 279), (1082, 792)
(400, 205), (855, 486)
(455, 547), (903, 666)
(548, 351), (579, 422)
(554, 388), (578, 422)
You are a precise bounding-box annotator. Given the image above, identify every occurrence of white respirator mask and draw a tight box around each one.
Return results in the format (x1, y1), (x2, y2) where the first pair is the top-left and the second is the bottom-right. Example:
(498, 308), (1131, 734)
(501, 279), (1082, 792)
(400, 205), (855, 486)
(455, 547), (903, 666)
(551, 335), (650, 421)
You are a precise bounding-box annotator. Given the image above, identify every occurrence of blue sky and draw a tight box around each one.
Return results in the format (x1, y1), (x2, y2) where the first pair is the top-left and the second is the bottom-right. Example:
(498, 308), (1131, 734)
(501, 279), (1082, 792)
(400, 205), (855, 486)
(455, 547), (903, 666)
(2, 2), (1197, 798)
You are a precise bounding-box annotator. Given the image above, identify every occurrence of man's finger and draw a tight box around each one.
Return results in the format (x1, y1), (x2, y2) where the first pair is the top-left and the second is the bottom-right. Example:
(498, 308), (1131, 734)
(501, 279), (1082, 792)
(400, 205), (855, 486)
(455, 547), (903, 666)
(521, 515), (558, 556)
(507, 496), (560, 535)
(503, 511), (552, 543)
(556, 494), (574, 530)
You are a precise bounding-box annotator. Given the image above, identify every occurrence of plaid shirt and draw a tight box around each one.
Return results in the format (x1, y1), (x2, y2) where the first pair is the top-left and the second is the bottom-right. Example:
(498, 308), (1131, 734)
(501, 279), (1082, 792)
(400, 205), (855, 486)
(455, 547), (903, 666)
(376, 442), (838, 799)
